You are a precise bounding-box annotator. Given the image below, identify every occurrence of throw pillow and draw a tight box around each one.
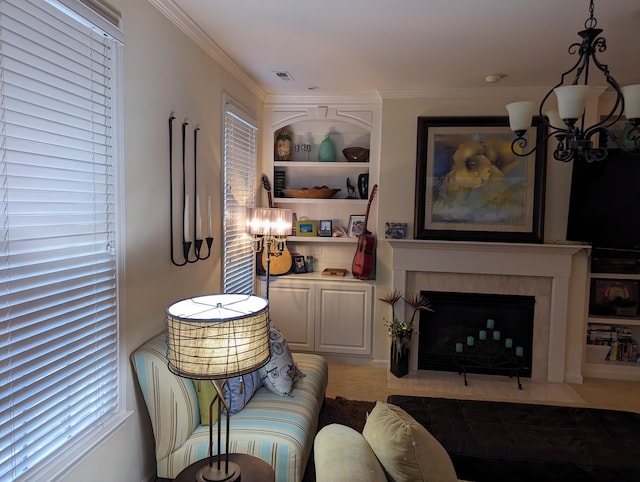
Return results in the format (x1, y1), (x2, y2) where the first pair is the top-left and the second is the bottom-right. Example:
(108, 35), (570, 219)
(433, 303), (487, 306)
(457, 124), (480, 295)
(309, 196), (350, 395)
(362, 401), (458, 482)
(222, 370), (262, 414)
(194, 380), (220, 425)
(258, 322), (305, 397)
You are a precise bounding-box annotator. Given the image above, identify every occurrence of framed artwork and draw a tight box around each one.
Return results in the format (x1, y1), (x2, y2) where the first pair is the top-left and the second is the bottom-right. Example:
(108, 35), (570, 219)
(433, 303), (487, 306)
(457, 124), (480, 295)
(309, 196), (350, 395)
(292, 255), (307, 274)
(589, 278), (638, 316)
(414, 116), (547, 243)
(348, 215), (366, 237)
(319, 220), (332, 237)
(296, 219), (317, 237)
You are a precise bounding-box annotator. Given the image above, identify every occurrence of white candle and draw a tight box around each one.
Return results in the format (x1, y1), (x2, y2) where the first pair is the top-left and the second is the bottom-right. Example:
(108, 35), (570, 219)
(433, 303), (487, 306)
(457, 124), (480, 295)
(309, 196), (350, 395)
(183, 194), (190, 242)
(207, 195), (212, 238)
(195, 195), (202, 240)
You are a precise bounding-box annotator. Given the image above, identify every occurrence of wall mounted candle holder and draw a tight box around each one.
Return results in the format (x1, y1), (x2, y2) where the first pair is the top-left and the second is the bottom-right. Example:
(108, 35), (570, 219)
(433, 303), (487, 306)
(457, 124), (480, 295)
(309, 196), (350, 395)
(168, 114), (214, 266)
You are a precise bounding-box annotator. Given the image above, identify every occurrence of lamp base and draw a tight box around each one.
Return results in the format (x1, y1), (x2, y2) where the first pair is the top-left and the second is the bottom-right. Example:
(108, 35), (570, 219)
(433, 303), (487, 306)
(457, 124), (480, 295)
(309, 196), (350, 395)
(196, 461), (241, 482)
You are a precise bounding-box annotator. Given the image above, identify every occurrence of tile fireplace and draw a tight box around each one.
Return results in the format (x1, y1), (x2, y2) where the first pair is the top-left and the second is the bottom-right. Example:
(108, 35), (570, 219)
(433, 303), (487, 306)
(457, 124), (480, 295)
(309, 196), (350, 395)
(389, 239), (590, 383)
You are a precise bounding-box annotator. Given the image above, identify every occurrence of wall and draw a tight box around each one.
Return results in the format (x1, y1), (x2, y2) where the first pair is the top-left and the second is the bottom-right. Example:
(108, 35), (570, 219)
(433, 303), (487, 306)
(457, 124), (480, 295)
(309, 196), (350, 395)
(372, 93), (583, 363)
(60, 0), (263, 481)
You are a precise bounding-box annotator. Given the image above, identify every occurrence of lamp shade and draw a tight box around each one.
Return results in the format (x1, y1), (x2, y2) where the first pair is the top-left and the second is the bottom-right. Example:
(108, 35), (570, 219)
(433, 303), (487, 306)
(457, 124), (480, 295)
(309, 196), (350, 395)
(554, 85), (590, 121)
(506, 101), (536, 132)
(166, 294), (270, 379)
(622, 84), (640, 120)
(245, 207), (292, 236)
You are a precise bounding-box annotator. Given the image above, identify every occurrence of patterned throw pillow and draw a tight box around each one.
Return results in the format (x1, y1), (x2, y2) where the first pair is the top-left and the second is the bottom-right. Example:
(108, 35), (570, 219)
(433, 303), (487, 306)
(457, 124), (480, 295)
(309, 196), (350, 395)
(222, 370), (262, 414)
(259, 323), (305, 397)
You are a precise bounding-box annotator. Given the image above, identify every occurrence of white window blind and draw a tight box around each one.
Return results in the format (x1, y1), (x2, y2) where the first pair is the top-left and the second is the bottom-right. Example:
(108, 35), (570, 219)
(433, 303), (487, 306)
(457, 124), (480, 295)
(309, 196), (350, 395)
(223, 99), (257, 295)
(0, 0), (121, 480)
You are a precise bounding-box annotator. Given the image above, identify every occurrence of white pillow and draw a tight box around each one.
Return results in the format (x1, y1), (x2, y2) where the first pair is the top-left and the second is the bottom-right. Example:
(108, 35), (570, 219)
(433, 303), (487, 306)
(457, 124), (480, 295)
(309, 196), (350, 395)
(258, 322), (304, 397)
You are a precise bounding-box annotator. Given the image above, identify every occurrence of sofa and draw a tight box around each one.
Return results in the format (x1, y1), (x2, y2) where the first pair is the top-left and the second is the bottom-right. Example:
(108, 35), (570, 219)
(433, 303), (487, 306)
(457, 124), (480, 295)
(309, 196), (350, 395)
(314, 401), (468, 482)
(131, 333), (328, 481)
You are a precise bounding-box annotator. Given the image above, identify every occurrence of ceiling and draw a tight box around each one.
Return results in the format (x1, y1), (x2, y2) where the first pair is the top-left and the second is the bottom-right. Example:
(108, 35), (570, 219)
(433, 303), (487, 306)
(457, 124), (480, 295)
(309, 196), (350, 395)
(163, 0), (640, 97)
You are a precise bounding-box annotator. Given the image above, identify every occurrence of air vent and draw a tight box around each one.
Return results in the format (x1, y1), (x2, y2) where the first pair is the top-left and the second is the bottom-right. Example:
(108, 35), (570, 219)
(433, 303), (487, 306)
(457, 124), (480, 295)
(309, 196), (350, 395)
(273, 71), (294, 82)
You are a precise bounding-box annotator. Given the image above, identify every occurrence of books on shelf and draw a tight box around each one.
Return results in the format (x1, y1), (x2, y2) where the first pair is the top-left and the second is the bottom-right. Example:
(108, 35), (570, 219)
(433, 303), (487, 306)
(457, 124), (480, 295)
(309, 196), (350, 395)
(587, 324), (638, 363)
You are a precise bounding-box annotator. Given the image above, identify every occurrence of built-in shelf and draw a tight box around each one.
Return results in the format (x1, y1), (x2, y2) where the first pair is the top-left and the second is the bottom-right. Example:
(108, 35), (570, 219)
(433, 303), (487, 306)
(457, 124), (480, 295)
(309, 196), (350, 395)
(274, 161), (368, 168)
(274, 198), (368, 205)
(288, 236), (357, 243)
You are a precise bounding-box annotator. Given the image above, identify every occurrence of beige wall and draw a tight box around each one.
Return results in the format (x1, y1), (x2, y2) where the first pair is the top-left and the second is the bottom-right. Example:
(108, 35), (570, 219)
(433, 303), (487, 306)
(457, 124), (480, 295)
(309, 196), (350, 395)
(61, 1), (262, 480)
(371, 95), (577, 362)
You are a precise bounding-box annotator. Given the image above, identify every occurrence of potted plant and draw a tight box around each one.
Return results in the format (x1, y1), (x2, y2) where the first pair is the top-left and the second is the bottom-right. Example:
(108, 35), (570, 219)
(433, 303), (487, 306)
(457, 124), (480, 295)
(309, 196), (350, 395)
(379, 290), (433, 377)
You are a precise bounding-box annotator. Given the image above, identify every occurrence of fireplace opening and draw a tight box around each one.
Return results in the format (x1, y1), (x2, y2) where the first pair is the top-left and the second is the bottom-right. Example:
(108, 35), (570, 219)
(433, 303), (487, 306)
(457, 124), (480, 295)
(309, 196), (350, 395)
(418, 291), (535, 378)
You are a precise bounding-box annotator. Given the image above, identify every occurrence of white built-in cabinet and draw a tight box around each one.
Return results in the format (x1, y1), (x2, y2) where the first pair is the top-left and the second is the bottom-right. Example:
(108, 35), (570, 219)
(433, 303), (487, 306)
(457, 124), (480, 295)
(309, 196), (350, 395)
(260, 99), (381, 357)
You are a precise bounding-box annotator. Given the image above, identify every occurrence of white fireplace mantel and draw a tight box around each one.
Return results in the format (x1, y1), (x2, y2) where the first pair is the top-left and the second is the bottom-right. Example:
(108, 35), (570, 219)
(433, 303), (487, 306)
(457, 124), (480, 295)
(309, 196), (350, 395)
(389, 239), (590, 383)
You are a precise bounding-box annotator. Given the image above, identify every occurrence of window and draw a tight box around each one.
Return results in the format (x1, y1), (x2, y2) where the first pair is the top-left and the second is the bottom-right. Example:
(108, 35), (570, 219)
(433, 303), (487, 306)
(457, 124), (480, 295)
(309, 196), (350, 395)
(222, 97), (258, 295)
(0, 1), (123, 480)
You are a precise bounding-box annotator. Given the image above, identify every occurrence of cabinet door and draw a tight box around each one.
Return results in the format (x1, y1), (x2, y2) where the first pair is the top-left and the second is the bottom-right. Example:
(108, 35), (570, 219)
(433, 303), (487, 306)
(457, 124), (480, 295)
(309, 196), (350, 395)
(315, 283), (372, 355)
(267, 282), (315, 351)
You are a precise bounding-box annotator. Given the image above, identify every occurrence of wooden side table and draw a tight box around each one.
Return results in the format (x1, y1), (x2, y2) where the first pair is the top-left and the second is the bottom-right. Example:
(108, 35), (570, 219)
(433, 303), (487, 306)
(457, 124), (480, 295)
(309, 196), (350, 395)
(173, 453), (275, 482)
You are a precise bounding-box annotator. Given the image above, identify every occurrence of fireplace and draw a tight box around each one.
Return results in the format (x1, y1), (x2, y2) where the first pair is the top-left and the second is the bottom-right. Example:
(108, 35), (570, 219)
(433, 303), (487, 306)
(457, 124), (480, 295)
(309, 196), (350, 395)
(418, 291), (535, 378)
(389, 240), (590, 383)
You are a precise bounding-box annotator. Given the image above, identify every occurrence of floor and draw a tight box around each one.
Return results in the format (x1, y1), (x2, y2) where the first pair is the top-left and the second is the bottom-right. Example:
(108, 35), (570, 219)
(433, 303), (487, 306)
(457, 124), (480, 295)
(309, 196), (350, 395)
(325, 363), (640, 413)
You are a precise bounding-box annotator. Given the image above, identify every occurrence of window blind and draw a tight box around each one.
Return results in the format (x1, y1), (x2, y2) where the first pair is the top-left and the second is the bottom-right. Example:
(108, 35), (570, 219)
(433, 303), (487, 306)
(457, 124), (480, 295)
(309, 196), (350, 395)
(0, 0), (120, 479)
(223, 99), (257, 295)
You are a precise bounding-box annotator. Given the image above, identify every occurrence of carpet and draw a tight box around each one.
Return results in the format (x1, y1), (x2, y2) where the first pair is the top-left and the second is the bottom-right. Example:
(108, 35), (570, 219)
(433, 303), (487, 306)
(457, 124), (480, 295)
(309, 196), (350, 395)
(302, 397), (376, 482)
(388, 394), (640, 482)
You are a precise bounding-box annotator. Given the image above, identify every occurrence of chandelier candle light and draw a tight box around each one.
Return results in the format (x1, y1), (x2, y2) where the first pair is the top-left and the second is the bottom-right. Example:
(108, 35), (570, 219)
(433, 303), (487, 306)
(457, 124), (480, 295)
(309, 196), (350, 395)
(506, 0), (640, 163)
(166, 294), (271, 482)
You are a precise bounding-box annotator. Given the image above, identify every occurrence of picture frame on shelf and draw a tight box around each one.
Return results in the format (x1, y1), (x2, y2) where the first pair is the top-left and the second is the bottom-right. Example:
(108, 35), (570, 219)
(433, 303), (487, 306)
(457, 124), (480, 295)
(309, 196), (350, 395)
(414, 116), (547, 243)
(292, 255), (307, 274)
(296, 219), (317, 237)
(348, 215), (366, 237)
(385, 222), (407, 239)
(319, 220), (332, 237)
(589, 279), (639, 317)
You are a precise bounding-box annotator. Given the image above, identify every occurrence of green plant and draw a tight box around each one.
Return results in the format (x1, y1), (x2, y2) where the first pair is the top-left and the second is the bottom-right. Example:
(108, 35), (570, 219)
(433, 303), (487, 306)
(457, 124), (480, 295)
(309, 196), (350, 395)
(379, 290), (433, 357)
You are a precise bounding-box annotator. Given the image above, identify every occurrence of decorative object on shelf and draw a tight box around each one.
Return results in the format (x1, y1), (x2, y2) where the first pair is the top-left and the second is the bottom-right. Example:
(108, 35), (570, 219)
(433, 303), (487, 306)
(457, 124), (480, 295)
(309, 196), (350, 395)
(379, 290), (433, 378)
(281, 187), (340, 199)
(168, 114), (214, 266)
(318, 133), (336, 162)
(347, 215), (366, 237)
(352, 185), (378, 280)
(322, 267), (346, 277)
(357, 173), (369, 199)
(258, 175), (292, 276)
(166, 294), (271, 482)
(342, 146), (370, 162)
(505, 0), (640, 164)
(293, 133), (312, 161)
(246, 204), (293, 299)
(274, 169), (286, 198)
(415, 117), (547, 244)
(589, 278), (639, 317)
(305, 255), (314, 272)
(292, 255), (307, 274)
(346, 177), (357, 199)
(385, 222), (407, 239)
(295, 219), (317, 237)
(274, 127), (293, 160)
(319, 220), (332, 237)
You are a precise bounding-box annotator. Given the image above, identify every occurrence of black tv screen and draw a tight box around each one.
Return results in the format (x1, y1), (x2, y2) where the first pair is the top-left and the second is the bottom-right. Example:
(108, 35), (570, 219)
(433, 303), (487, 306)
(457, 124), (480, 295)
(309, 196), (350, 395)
(566, 148), (640, 250)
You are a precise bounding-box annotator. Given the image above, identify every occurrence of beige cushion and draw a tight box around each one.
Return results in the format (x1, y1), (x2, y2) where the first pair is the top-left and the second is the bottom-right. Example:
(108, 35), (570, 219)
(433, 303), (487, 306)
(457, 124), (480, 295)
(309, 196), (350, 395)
(314, 424), (387, 482)
(362, 401), (458, 482)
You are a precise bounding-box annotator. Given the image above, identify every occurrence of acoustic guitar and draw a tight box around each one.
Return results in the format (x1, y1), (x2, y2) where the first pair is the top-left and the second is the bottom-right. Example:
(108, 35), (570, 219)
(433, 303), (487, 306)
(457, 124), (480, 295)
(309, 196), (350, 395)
(260, 174), (292, 275)
(352, 184), (378, 280)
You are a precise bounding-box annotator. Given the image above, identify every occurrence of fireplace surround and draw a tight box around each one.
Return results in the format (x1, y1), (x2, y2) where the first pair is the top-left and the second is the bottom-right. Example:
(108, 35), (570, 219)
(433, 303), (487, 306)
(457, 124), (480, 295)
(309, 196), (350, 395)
(389, 239), (590, 383)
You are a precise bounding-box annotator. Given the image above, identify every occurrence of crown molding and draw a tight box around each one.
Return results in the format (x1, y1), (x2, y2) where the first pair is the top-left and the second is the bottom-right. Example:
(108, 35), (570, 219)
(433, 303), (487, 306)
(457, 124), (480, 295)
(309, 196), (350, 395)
(264, 92), (382, 106)
(149, 0), (265, 100)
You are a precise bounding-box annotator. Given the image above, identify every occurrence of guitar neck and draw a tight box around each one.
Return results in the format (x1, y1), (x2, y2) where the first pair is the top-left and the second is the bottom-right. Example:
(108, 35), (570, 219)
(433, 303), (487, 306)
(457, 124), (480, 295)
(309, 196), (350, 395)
(363, 185), (378, 233)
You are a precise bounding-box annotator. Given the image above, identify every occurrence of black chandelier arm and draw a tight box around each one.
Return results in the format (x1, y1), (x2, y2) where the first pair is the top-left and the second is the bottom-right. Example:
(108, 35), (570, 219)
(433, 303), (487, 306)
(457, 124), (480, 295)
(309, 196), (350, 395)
(510, 127), (565, 159)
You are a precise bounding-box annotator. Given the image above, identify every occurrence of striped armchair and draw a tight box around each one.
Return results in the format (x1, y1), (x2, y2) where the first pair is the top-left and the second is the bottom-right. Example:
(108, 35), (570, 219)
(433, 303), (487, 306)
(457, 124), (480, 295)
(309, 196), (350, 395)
(131, 334), (328, 481)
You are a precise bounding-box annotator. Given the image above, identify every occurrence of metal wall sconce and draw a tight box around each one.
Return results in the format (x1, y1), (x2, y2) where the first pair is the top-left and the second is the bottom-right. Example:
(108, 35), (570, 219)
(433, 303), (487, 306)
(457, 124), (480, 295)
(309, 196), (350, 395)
(169, 114), (214, 266)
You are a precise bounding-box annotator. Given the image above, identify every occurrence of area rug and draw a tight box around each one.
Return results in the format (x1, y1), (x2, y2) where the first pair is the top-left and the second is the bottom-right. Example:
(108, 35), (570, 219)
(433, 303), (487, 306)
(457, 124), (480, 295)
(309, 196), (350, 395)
(302, 397), (376, 482)
(388, 394), (640, 482)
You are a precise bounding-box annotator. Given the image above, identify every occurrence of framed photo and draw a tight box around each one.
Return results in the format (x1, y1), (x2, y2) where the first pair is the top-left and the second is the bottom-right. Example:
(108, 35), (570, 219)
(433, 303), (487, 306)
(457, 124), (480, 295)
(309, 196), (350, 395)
(292, 255), (307, 274)
(414, 116), (547, 243)
(385, 222), (407, 239)
(589, 278), (638, 316)
(296, 219), (317, 237)
(319, 220), (332, 237)
(347, 215), (366, 237)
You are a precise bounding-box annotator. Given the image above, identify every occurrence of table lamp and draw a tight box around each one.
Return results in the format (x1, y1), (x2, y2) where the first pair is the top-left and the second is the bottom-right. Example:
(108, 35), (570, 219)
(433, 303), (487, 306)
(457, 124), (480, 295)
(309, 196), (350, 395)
(245, 206), (292, 299)
(166, 293), (271, 482)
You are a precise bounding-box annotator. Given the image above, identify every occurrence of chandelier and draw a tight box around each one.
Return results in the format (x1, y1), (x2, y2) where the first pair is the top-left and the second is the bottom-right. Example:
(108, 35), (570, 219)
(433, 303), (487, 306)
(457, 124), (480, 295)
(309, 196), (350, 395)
(506, 0), (640, 163)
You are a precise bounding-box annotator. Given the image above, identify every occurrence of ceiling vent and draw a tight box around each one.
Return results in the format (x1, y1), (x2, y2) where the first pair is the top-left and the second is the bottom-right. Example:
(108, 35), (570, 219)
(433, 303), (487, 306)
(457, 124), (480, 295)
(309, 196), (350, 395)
(273, 71), (294, 82)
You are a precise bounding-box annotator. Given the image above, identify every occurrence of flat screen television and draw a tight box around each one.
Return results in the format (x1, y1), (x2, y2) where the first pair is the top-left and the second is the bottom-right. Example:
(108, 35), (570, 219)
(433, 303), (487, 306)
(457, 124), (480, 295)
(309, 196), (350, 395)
(566, 146), (640, 252)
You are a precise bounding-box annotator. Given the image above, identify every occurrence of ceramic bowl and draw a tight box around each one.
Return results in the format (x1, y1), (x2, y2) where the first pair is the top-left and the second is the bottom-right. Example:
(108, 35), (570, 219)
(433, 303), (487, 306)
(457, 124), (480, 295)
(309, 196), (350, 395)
(342, 147), (370, 162)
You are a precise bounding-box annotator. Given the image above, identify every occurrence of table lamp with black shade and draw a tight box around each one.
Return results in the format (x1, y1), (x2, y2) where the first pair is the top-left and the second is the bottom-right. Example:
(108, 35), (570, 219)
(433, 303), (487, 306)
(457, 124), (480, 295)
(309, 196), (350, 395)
(166, 293), (271, 482)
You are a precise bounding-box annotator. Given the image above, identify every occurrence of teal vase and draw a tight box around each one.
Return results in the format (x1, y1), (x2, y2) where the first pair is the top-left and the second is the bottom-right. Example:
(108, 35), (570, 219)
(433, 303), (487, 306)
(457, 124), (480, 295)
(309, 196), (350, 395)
(318, 134), (336, 162)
